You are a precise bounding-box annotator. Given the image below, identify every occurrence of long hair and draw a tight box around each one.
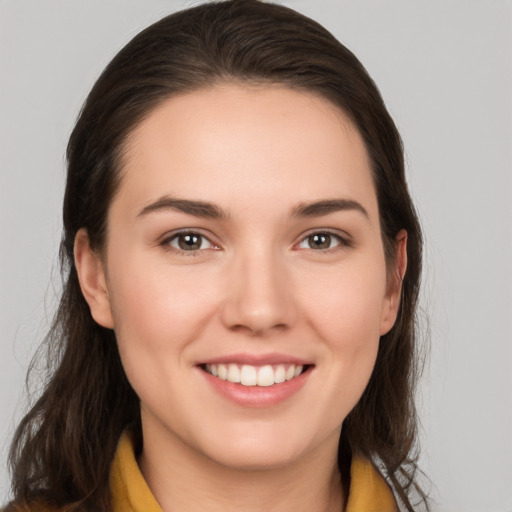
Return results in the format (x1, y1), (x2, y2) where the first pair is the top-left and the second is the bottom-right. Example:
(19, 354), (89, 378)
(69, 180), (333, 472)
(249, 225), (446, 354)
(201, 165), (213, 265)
(7, 1), (427, 510)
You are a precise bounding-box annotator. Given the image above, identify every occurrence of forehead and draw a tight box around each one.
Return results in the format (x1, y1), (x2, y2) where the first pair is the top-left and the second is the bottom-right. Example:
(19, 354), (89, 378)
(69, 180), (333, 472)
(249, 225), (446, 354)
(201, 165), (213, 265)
(116, 83), (377, 219)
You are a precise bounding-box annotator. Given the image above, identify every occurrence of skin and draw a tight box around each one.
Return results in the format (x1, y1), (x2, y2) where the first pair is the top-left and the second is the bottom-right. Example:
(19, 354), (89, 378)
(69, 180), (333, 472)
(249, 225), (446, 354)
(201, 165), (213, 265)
(75, 84), (406, 512)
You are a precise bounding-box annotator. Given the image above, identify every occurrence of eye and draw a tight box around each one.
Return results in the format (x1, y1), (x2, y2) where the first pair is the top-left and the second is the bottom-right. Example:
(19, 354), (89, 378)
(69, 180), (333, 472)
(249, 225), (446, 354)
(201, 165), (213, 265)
(297, 232), (344, 251)
(165, 231), (215, 251)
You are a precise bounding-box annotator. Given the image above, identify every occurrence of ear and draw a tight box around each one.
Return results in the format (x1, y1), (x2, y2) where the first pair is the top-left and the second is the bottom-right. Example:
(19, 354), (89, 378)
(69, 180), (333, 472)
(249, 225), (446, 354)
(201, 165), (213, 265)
(379, 229), (408, 336)
(74, 228), (114, 329)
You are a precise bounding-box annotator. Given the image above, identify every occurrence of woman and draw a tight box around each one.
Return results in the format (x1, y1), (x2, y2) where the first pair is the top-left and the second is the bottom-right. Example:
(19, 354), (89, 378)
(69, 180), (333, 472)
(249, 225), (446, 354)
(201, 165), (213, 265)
(6, 0), (428, 510)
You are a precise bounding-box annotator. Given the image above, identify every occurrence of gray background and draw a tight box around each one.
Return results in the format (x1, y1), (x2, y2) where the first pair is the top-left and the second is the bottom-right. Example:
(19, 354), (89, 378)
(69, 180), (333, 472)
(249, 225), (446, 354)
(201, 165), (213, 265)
(1, 1), (511, 510)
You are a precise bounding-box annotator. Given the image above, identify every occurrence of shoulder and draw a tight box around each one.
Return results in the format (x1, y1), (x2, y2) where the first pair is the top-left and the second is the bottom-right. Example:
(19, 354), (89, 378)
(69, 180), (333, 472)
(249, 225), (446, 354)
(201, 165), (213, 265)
(346, 457), (398, 512)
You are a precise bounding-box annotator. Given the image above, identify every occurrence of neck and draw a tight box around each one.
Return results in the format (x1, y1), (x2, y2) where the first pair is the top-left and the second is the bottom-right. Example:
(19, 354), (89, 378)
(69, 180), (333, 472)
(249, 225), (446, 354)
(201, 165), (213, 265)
(138, 422), (344, 512)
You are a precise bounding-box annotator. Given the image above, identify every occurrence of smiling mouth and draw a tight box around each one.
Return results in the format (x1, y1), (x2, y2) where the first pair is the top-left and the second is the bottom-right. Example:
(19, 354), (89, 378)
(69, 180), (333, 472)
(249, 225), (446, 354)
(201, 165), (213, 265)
(202, 363), (309, 387)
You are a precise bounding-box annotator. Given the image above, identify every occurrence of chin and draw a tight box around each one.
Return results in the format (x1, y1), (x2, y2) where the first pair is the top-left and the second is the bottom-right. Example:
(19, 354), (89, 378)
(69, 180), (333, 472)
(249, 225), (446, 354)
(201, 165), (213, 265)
(193, 426), (324, 472)
(206, 445), (304, 472)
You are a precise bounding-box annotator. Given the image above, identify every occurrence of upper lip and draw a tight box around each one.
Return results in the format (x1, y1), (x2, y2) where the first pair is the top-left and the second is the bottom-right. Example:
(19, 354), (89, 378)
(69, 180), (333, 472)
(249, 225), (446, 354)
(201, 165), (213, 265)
(197, 353), (312, 366)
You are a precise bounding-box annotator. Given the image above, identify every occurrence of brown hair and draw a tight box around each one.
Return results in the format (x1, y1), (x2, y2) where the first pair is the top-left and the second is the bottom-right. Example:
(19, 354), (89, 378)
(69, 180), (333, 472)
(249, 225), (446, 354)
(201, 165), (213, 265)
(6, 1), (428, 510)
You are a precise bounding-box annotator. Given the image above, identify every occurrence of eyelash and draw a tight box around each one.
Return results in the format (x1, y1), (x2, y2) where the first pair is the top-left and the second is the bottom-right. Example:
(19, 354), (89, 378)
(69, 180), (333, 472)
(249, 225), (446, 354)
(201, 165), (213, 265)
(160, 229), (351, 256)
(296, 230), (351, 253)
(160, 230), (218, 256)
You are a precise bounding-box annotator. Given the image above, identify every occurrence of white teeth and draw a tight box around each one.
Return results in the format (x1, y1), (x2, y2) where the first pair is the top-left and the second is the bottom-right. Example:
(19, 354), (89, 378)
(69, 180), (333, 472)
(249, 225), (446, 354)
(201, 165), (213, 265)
(257, 365), (274, 387)
(274, 365), (286, 384)
(240, 365), (257, 386)
(227, 364), (241, 383)
(205, 363), (305, 386)
(218, 364), (228, 380)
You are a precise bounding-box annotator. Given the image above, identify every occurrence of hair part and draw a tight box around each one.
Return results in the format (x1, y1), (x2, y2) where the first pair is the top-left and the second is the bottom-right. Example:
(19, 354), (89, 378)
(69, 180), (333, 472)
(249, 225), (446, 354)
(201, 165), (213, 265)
(7, 1), (428, 510)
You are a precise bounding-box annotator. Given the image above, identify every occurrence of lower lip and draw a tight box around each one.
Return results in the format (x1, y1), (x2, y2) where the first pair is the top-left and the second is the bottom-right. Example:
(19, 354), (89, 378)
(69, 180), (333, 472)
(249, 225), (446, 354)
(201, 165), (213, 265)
(199, 367), (312, 408)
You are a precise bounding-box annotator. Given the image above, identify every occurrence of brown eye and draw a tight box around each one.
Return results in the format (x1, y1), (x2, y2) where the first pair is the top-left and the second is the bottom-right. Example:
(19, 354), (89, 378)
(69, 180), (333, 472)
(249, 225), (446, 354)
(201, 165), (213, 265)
(308, 233), (332, 249)
(178, 233), (201, 250)
(168, 232), (213, 251)
(298, 232), (344, 251)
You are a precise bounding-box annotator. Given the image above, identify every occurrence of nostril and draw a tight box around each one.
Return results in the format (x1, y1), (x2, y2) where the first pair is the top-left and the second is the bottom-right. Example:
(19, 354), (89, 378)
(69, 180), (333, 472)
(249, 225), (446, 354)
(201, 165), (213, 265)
(228, 323), (285, 335)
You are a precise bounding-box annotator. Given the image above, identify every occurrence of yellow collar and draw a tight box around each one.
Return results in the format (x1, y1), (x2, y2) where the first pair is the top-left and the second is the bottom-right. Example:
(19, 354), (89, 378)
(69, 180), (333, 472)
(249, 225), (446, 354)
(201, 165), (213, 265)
(110, 433), (397, 512)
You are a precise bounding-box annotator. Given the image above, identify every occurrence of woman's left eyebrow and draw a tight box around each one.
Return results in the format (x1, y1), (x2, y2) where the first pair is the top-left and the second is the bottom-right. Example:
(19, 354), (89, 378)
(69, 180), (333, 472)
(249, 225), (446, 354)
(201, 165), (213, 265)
(291, 199), (369, 219)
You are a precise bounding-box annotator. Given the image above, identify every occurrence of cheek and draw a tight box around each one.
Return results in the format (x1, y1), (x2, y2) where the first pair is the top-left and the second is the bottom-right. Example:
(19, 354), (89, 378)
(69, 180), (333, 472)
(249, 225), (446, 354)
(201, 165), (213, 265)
(105, 260), (224, 420)
(106, 255), (220, 369)
(298, 259), (386, 411)
(299, 258), (388, 342)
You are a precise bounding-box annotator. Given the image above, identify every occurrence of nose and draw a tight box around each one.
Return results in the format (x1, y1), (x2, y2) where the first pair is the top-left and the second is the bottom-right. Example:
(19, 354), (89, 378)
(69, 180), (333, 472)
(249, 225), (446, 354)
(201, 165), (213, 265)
(220, 249), (297, 336)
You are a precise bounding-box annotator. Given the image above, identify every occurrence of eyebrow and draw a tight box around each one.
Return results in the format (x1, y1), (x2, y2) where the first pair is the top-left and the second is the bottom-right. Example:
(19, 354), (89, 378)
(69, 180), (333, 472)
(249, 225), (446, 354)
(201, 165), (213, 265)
(137, 196), (368, 221)
(291, 199), (369, 219)
(137, 197), (229, 220)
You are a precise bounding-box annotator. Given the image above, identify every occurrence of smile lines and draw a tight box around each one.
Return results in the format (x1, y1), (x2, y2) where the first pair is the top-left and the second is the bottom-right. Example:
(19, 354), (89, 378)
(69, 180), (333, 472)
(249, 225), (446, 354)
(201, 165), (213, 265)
(204, 363), (305, 387)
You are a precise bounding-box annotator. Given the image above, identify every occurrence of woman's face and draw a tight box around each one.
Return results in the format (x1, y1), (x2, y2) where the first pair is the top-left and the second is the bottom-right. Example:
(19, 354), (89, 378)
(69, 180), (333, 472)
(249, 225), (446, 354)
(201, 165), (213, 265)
(77, 84), (403, 470)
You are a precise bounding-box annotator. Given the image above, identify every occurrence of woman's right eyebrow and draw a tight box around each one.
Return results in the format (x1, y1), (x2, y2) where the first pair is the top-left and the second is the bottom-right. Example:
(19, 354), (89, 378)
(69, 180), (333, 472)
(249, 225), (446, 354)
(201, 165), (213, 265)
(137, 196), (229, 220)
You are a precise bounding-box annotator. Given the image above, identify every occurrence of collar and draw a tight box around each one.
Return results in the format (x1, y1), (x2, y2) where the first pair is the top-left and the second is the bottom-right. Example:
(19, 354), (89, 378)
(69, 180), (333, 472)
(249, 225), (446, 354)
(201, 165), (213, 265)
(110, 432), (397, 512)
